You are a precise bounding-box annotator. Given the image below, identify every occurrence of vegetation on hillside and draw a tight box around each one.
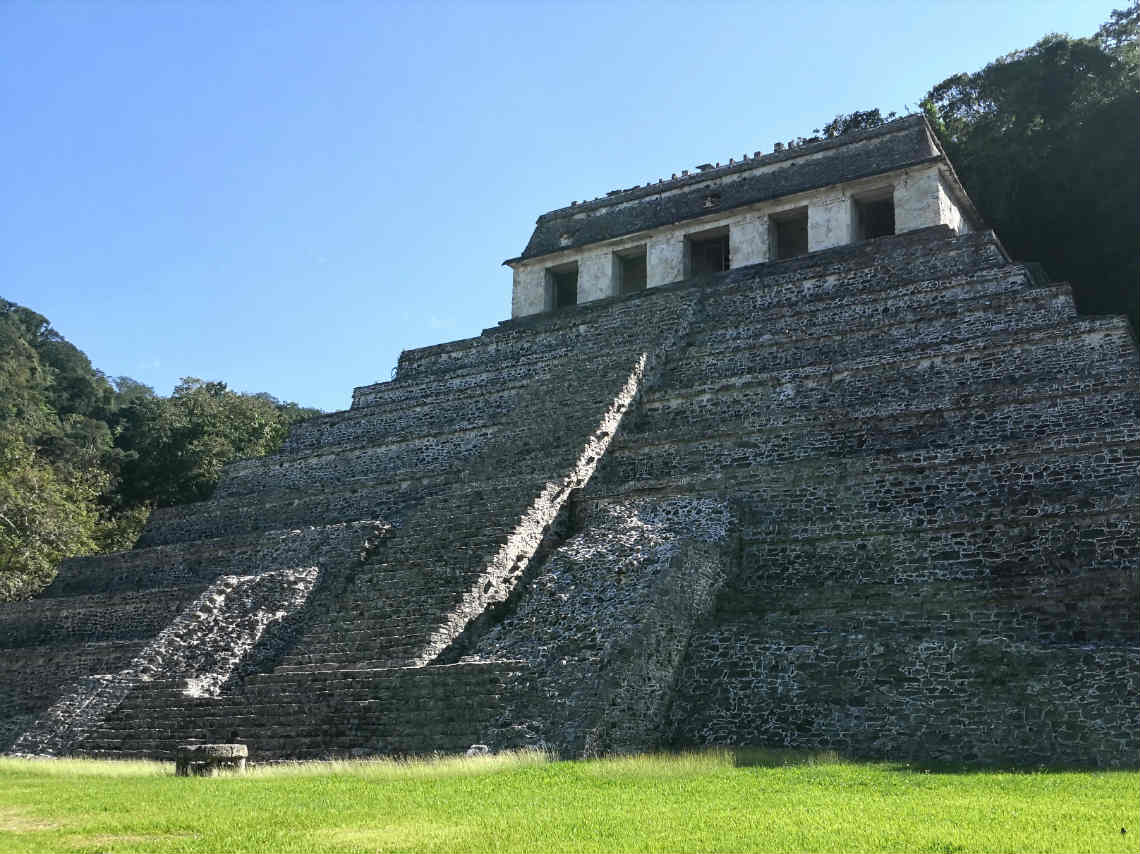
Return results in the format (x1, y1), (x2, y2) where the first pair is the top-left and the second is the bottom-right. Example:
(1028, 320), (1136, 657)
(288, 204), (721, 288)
(0, 299), (318, 601)
(821, 3), (1140, 333)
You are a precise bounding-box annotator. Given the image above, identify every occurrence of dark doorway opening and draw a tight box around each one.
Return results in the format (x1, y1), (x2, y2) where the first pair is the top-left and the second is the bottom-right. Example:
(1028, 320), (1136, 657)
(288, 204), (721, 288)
(771, 209), (809, 259)
(687, 228), (730, 276)
(854, 194), (895, 241)
(616, 247), (647, 295)
(549, 265), (578, 310)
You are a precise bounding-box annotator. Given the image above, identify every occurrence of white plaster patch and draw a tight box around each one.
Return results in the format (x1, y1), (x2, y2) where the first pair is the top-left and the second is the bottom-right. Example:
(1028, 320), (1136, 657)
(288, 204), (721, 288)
(9, 568), (320, 757)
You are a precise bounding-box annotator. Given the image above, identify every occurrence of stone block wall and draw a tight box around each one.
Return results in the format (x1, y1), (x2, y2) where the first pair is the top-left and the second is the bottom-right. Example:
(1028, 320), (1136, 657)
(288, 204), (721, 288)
(80, 662), (529, 760)
(467, 498), (739, 757)
(2, 222), (1135, 767)
(573, 227), (1138, 767)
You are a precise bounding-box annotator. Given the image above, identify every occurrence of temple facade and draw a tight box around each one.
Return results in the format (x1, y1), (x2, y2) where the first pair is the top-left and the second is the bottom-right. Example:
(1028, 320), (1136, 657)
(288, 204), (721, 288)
(508, 116), (977, 317)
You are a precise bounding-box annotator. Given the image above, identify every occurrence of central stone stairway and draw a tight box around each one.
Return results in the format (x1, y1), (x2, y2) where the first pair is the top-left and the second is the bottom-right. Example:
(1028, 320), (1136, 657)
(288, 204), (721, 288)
(3, 225), (1135, 765)
(45, 280), (700, 759)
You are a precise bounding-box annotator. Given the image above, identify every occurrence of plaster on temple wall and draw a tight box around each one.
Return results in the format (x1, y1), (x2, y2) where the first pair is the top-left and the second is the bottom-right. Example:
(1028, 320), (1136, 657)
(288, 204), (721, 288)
(507, 117), (975, 317)
(1, 114), (1136, 767)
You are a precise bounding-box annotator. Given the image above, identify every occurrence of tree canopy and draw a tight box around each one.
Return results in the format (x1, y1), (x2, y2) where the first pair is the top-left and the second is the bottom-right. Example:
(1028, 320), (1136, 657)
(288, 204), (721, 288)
(818, 4), (1138, 333)
(0, 299), (319, 600)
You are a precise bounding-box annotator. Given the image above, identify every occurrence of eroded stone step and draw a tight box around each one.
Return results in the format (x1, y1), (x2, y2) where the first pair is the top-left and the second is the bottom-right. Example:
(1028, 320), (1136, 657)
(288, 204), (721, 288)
(671, 287), (1078, 389)
(53, 520), (379, 597)
(386, 289), (692, 386)
(693, 263), (1034, 343)
(598, 388), (1139, 483)
(587, 440), (1138, 535)
(281, 382), (531, 455)
(0, 585), (208, 648)
(733, 508), (1138, 588)
(660, 315), (1136, 402)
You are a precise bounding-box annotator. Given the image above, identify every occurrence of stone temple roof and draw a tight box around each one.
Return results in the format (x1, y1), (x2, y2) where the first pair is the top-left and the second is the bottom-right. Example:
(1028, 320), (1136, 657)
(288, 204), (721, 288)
(509, 114), (962, 265)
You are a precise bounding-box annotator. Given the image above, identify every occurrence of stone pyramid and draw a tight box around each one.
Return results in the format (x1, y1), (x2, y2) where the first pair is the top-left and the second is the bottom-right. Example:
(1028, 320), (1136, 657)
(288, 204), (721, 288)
(2, 121), (1136, 767)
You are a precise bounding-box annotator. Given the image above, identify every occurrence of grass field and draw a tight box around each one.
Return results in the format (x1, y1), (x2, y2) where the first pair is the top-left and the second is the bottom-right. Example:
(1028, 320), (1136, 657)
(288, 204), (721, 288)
(0, 749), (1135, 853)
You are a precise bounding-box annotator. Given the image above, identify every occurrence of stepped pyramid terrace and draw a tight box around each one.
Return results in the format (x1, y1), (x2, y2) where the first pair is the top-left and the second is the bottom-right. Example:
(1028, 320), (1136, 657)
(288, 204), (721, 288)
(2, 114), (1137, 766)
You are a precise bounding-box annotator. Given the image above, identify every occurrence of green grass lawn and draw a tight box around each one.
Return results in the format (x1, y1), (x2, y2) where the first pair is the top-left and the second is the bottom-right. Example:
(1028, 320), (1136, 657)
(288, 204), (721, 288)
(0, 749), (1134, 853)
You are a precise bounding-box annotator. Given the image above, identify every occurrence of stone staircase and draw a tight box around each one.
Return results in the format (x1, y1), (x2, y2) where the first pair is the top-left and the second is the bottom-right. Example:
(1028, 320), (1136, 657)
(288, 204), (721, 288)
(576, 228), (1138, 766)
(3, 225), (1136, 766)
(3, 280), (699, 759)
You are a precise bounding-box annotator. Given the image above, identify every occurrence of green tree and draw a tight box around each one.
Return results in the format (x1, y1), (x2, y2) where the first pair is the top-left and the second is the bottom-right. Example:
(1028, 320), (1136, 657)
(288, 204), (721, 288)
(0, 296), (321, 598)
(116, 378), (317, 509)
(921, 4), (1139, 332)
(0, 300), (115, 421)
(0, 433), (104, 600)
(814, 108), (897, 139)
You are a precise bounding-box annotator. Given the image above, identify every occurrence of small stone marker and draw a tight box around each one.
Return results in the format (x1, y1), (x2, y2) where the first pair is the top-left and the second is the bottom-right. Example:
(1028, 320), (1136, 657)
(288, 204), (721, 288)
(175, 743), (247, 777)
(466, 744), (491, 757)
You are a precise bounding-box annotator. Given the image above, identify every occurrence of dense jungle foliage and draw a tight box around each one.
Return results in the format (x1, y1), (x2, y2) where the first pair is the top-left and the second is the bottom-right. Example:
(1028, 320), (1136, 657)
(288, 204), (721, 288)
(817, 4), (1139, 334)
(0, 299), (318, 601)
(1, 6), (1135, 601)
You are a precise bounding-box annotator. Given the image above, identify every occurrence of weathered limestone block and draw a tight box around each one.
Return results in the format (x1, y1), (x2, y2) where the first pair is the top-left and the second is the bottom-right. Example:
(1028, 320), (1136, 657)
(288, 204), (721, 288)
(895, 167), (968, 235)
(727, 212), (769, 267)
(577, 249), (615, 303)
(808, 191), (851, 251)
(175, 743), (247, 776)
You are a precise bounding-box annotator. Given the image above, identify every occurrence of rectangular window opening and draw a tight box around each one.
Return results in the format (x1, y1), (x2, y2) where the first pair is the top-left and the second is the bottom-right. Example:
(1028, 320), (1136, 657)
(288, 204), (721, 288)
(853, 191), (896, 241)
(686, 227), (730, 277)
(770, 208), (808, 260)
(615, 246), (647, 295)
(547, 263), (579, 311)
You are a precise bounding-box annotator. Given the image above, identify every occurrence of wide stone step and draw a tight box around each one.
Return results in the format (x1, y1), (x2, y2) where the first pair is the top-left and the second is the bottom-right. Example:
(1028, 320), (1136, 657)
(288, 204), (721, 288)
(0, 585), (207, 648)
(671, 285), (1078, 388)
(669, 628), (1134, 767)
(733, 507), (1138, 590)
(714, 563), (1138, 642)
(352, 310), (677, 410)
(636, 318), (1138, 431)
(215, 424), (503, 500)
(307, 338), (643, 450)
(0, 641), (145, 721)
(697, 227), (1007, 307)
(588, 437), (1138, 533)
(281, 381), (531, 454)
(387, 290), (691, 385)
(694, 263), (1033, 343)
(137, 457), (569, 548)
(79, 662), (528, 759)
(216, 352), (635, 501)
(351, 359), (555, 410)
(599, 386), (1139, 483)
(138, 488), (423, 550)
(52, 520), (377, 597)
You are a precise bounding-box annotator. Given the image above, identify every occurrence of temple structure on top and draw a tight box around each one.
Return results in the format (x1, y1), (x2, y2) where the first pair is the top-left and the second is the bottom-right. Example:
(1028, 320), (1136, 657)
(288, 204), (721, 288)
(507, 115), (979, 317)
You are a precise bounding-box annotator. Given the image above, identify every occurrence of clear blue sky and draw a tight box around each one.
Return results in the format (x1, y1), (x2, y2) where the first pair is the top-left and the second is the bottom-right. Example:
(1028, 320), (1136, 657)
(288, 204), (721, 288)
(1, 1), (1116, 412)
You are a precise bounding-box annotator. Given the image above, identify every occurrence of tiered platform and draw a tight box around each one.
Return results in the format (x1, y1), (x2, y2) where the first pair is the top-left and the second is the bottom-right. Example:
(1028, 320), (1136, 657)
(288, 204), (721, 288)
(2, 225), (1136, 765)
